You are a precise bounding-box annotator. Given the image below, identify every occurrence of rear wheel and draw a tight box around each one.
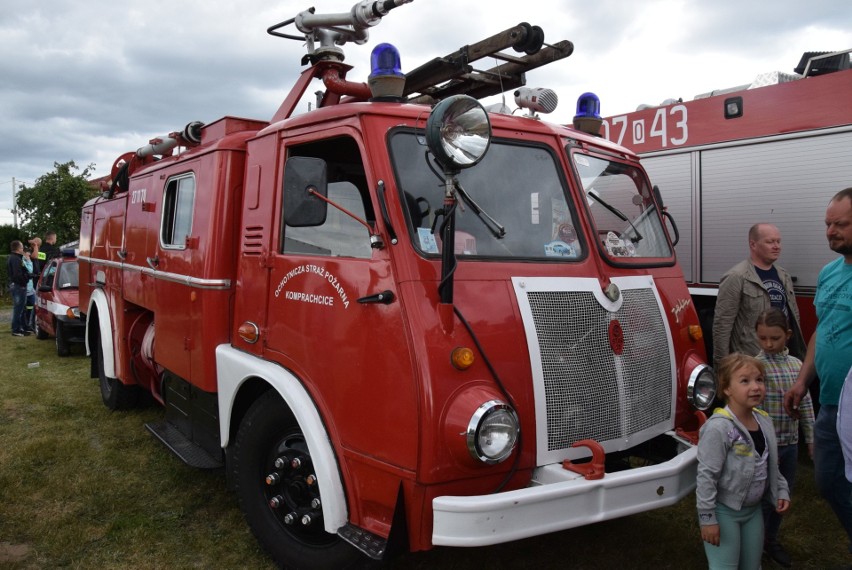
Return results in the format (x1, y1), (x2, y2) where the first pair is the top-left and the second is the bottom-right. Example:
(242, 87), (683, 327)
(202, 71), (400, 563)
(233, 391), (361, 570)
(97, 334), (137, 410)
(56, 322), (70, 357)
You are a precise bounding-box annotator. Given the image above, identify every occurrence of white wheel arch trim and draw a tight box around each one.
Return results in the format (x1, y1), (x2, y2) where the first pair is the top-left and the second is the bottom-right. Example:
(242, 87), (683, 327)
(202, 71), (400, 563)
(215, 344), (348, 535)
(86, 288), (117, 379)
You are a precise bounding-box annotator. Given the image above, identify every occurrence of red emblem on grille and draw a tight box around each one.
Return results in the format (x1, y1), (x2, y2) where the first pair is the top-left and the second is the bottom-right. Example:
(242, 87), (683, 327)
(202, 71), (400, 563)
(608, 319), (624, 355)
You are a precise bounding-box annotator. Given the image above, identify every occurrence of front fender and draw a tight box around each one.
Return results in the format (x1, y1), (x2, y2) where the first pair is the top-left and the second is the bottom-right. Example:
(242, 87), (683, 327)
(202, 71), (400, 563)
(215, 344), (348, 535)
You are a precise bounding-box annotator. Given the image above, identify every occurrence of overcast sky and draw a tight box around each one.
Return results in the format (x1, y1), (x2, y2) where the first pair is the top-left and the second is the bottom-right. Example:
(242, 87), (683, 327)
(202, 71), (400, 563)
(2, 0), (851, 226)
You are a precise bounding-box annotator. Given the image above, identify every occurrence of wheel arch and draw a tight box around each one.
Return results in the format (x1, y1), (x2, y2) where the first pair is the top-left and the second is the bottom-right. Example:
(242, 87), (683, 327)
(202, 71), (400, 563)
(215, 344), (348, 535)
(86, 288), (116, 378)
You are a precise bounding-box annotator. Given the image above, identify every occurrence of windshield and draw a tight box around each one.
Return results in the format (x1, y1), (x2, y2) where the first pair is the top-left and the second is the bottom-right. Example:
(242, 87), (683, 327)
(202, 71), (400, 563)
(571, 152), (672, 260)
(390, 133), (584, 260)
(57, 261), (79, 289)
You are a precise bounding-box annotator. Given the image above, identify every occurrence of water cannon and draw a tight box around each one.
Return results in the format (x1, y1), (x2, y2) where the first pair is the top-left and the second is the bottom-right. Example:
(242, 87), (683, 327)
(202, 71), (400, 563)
(136, 121), (204, 159)
(514, 87), (558, 117)
(268, 0), (413, 63)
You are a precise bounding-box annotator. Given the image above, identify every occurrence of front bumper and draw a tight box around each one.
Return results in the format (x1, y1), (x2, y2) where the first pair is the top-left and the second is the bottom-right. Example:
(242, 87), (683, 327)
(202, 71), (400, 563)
(432, 431), (696, 547)
(57, 315), (86, 343)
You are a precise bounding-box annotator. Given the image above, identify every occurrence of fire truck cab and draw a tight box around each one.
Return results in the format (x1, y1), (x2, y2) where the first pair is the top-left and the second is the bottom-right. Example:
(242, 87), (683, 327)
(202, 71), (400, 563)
(78, 2), (716, 568)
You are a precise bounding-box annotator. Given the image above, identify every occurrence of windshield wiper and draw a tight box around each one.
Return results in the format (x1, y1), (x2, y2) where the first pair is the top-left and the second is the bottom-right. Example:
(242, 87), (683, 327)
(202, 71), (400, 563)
(454, 181), (506, 239)
(587, 189), (643, 243)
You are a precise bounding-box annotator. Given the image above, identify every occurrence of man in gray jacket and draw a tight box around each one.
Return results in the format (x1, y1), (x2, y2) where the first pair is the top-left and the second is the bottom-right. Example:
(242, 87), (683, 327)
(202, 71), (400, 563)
(712, 223), (804, 366)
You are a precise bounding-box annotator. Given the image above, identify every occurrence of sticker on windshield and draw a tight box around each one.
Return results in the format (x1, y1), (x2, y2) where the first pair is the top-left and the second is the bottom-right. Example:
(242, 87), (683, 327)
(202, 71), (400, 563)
(574, 155), (590, 167)
(418, 227), (439, 254)
(544, 240), (577, 258)
(605, 231), (636, 257)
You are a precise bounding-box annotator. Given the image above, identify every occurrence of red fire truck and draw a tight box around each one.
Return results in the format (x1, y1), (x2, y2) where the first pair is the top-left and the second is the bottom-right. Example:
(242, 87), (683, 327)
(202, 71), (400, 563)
(602, 49), (852, 353)
(78, 2), (715, 567)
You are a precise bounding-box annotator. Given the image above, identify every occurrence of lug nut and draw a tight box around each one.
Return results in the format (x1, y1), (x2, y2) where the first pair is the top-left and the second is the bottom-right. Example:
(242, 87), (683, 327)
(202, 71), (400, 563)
(283, 512), (297, 525)
(269, 495), (284, 509)
(274, 456), (290, 469)
(301, 510), (323, 526)
(265, 473), (280, 485)
(291, 456), (313, 470)
(305, 474), (317, 486)
(310, 498), (322, 509)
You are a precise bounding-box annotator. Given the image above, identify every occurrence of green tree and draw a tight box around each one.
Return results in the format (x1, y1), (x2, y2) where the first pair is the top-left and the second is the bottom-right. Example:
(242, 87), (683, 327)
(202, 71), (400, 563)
(0, 224), (26, 249)
(15, 161), (99, 244)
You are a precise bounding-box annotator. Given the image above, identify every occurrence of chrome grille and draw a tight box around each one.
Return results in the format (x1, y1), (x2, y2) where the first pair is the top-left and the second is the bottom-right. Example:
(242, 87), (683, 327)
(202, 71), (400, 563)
(527, 288), (672, 452)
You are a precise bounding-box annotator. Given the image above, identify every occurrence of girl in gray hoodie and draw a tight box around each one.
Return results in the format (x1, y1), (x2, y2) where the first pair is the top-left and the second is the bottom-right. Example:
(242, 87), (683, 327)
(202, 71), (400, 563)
(697, 353), (790, 569)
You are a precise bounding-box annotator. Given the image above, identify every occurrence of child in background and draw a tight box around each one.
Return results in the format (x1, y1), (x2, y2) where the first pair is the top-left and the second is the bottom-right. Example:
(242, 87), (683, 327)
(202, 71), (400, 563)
(21, 248), (37, 333)
(697, 353), (790, 570)
(755, 307), (814, 567)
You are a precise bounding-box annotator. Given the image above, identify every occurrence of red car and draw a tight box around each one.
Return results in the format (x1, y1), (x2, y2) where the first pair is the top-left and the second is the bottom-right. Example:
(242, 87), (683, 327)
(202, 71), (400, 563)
(35, 255), (84, 356)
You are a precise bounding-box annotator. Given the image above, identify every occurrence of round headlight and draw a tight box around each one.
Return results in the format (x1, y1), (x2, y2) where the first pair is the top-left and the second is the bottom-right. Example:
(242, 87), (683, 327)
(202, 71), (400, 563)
(425, 95), (491, 172)
(466, 400), (519, 464)
(688, 364), (717, 411)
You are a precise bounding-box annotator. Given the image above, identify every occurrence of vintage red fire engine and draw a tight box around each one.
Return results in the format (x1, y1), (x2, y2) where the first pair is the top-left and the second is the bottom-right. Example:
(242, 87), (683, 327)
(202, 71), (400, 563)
(77, 1), (716, 567)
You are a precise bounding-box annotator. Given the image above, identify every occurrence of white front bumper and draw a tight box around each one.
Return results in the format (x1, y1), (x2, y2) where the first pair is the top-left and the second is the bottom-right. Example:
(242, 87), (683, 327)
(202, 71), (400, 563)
(432, 433), (696, 547)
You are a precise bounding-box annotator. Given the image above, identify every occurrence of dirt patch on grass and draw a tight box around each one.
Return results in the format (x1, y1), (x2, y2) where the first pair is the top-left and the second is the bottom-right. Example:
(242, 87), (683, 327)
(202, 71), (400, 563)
(0, 542), (31, 563)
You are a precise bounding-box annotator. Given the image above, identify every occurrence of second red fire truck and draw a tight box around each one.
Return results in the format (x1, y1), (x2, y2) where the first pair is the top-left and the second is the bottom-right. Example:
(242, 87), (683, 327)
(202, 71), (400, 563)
(78, 2), (716, 567)
(602, 49), (852, 353)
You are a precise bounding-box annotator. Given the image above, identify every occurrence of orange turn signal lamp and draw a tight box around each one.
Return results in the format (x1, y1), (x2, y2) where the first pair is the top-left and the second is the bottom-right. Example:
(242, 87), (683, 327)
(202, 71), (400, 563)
(688, 325), (703, 342)
(238, 322), (260, 344)
(451, 347), (475, 370)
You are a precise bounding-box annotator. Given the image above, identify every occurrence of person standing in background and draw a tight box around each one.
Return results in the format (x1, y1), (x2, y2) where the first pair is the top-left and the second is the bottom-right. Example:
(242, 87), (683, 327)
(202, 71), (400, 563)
(41, 231), (61, 260)
(785, 187), (852, 560)
(754, 308), (814, 567)
(713, 223), (805, 366)
(7, 240), (30, 337)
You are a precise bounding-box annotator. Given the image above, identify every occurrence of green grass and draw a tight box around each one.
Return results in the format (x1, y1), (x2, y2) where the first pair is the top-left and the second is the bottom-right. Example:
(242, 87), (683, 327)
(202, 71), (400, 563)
(0, 328), (848, 569)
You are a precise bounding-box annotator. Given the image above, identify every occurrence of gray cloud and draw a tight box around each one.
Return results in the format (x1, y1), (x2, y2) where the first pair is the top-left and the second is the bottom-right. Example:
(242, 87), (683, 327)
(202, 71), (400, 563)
(1, 0), (850, 220)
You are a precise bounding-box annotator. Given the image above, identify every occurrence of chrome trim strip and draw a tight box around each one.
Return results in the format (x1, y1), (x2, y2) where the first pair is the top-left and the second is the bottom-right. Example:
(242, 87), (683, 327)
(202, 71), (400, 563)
(78, 255), (231, 290)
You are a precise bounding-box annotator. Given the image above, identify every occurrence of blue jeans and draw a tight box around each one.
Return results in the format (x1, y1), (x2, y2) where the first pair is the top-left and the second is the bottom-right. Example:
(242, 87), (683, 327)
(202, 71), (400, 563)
(814, 405), (852, 552)
(703, 502), (764, 570)
(10, 283), (27, 333)
(762, 443), (798, 544)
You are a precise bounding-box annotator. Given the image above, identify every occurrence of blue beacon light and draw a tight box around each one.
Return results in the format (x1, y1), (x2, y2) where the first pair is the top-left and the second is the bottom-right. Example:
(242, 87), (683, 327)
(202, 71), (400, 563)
(573, 92), (603, 135)
(368, 43), (405, 100)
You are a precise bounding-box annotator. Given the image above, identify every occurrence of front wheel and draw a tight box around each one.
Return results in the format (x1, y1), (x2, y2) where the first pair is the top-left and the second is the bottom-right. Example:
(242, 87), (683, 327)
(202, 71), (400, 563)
(232, 391), (361, 570)
(56, 322), (70, 357)
(35, 321), (49, 340)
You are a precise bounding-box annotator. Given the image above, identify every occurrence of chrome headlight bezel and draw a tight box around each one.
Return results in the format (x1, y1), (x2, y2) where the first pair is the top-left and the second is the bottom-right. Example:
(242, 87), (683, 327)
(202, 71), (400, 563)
(687, 364), (717, 411)
(466, 400), (519, 464)
(425, 95), (492, 172)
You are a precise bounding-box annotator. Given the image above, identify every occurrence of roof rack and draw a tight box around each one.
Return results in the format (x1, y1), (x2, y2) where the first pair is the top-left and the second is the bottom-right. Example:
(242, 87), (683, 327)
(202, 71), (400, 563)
(403, 23), (573, 102)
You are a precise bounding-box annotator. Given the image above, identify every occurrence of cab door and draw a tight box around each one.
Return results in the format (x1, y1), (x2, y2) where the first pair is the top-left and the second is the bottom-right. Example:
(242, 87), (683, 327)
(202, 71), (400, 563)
(263, 133), (419, 471)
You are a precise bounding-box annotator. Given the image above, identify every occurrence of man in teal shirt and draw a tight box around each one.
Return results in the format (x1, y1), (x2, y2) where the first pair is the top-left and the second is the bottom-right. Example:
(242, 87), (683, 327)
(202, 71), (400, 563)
(786, 187), (852, 556)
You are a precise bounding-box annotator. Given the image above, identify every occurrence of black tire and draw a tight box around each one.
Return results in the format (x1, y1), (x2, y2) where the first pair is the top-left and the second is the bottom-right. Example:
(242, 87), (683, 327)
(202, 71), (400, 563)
(56, 321), (70, 357)
(35, 321), (49, 340)
(233, 391), (361, 570)
(97, 336), (137, 410)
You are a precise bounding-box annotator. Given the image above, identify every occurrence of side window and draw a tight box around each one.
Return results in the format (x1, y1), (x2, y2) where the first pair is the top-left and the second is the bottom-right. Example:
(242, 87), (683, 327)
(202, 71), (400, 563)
(161, 174), (196, 248)
(282, 138), (373, 259)
(42, 261), (58, 288)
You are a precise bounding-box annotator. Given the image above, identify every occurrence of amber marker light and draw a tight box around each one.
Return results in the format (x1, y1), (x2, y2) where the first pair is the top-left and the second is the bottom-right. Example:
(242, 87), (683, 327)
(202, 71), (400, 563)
(451, 347), (475, 370)
(688, 325), (703, 342)
(238, 322), (260, 344)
